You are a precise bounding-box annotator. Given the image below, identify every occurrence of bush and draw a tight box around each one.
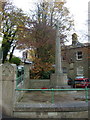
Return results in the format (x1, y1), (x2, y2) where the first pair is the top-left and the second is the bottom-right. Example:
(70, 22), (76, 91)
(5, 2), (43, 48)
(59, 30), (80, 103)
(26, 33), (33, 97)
(40, 70), (55, 79)
(10, 57), (21, 66)
(30, 58), (55, 79)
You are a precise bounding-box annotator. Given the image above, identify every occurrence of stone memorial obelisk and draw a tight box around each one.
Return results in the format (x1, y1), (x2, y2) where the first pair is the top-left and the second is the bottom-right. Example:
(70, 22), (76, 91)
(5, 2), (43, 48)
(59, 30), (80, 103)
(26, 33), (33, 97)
(50, 21), (67, 88)
(55, 21), (64, 88)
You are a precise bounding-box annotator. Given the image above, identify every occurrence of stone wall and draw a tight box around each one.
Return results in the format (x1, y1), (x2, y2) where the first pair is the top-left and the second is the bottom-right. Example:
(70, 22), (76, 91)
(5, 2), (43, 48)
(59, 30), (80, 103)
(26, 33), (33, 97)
(13, 103), (88, 118)
(0, 63), (16, 117)
(29, 79), (50, 89)
(0, 63), (89, 118)
(50, 74), (68, 88)
(62, 46), (90, 79)
(15, 64), (30, 102)
(29, 74), (68, 89)
(0, 64), (2, 119)
(0, 63), (30, 117)
(14, 111), (88, 118)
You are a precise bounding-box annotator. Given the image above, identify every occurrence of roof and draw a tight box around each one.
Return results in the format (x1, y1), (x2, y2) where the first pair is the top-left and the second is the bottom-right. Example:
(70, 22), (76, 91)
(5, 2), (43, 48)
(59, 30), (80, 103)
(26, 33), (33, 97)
(61, 42), (90, 50)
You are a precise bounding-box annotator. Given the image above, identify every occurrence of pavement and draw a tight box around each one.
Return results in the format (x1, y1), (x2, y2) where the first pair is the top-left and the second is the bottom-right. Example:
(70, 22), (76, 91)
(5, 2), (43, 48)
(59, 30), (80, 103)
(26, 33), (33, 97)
(19, 91), (90, 104)
(15, 90), (89, 111)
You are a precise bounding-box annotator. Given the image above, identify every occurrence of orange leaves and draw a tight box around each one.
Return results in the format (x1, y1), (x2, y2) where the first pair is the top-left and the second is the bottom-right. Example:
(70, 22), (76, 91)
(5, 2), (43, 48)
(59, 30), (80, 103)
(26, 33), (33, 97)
(30, 57), (54, 79)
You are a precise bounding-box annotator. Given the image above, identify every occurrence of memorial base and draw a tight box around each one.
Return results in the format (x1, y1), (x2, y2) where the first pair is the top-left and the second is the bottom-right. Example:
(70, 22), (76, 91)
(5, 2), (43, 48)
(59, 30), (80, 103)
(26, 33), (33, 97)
(50, 73), (70, 88)
(55, 85), (71, 89)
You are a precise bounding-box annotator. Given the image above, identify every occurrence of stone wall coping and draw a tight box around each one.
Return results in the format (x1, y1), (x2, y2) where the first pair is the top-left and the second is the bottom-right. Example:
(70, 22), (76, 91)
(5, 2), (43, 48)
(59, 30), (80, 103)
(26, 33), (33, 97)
(30, 79), (50, 81)
(14, 102), (88, 112)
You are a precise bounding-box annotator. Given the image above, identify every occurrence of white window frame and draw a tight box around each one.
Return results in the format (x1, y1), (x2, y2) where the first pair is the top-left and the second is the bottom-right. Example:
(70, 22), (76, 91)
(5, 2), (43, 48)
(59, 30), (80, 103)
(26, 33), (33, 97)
(76, 51), (83, 60)
(77, 66), (83, 76)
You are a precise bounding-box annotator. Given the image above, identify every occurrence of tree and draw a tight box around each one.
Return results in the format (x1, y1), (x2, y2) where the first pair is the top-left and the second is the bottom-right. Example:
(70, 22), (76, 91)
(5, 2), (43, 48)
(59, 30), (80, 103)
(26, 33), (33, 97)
(19, 0), (74, 60)
(1, 2), (29, 63)
(17, 0), (74, 79)
(32, 1), (74, 43)
(27, 0), (74, 59)
(30, 23), (56, 63)
(1, 0), (74, 78)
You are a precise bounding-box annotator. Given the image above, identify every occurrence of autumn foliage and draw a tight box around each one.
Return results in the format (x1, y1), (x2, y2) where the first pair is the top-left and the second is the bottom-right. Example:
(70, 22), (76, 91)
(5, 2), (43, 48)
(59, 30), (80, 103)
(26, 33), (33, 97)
(30, 57), (55, 79)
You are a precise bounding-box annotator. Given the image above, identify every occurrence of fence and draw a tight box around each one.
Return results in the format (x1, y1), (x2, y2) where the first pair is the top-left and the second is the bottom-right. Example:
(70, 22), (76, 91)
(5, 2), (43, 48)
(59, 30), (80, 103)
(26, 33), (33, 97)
(15, 87), (90, 104)
(1, 64), (88, 118)
(15, 67), (90, 104)
(16, 66), (25, 87)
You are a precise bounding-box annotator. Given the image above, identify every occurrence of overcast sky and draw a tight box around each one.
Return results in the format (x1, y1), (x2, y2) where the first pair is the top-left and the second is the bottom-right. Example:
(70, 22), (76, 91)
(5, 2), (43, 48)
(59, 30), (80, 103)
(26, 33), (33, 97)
(66, 0), (89, 42)
(12, 0), (89, 43)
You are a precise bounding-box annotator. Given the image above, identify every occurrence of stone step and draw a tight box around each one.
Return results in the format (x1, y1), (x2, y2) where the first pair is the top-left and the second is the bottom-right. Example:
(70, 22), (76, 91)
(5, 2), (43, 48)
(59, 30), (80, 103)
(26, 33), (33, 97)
(14, 102), (88, 111)
(13, 102), (88, 118)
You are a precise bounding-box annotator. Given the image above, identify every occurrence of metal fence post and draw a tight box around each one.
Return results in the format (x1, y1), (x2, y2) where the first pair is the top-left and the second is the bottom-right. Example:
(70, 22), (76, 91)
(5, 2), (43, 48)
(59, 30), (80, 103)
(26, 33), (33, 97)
(51, 88), (54, 104)
(16, 67), (18, 89)
(85, 86), (88, 103)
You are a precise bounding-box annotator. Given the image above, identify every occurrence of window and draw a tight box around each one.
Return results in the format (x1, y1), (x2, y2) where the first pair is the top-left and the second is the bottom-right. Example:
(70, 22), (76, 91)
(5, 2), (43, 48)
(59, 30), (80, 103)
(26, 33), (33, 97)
(62, 56), (66, 61)
(77, 66), (83, 76)
(62, 53), (66, 61)
(62, 67), (67, 73)
(76, 51), (82, 60)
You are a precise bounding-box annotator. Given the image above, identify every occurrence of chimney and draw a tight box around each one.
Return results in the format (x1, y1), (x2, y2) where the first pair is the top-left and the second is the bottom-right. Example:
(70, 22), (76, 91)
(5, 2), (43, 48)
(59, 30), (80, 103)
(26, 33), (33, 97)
(72, 33), (78, 45)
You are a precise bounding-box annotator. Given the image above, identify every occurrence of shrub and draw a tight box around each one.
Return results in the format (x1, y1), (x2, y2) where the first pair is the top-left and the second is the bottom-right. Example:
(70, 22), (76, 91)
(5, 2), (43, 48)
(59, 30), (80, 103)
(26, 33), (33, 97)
(30, 58), (55, 79)
(10, 57), (21, 66)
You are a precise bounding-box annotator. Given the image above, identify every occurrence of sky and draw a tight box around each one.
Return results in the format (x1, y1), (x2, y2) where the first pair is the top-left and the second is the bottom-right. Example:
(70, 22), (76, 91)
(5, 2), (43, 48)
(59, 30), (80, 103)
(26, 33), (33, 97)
(66, 0), (89, 43)
(12, 0), (89, 43)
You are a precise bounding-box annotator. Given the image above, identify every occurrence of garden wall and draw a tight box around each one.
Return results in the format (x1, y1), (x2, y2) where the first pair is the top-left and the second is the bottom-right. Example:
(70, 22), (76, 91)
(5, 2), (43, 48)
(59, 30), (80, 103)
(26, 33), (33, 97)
(29, 79), (50, 89)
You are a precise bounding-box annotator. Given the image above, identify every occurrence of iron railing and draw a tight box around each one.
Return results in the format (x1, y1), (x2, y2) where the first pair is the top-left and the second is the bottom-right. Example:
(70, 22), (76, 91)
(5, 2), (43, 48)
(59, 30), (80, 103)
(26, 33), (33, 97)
(15, 69), (90, 103)
(16, 66), (25, 86)
(15, 87), (90, 103)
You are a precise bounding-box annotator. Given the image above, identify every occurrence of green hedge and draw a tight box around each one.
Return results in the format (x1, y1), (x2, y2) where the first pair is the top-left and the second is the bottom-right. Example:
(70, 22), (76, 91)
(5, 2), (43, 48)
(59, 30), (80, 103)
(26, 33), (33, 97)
(10, 57), (21, 66)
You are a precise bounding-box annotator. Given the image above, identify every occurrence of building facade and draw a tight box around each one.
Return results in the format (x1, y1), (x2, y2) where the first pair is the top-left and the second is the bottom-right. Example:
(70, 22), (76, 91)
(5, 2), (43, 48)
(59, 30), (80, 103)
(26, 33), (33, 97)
(61, 42), (90, 80)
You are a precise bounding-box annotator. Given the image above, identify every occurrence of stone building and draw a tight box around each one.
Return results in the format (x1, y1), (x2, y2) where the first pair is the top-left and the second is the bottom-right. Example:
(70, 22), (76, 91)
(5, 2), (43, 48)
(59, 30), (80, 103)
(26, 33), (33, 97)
(61, 2), (90, 80)
(61, 36), (90, 80)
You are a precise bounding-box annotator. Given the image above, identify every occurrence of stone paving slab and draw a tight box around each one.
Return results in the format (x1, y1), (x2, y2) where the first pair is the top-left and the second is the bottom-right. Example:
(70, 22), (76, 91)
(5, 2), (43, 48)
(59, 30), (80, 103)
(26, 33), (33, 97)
(14, 101), (88, 112)
(15, 101), (88, 108)
(14, 91), (89, 112)
(18, 91), (90, 103)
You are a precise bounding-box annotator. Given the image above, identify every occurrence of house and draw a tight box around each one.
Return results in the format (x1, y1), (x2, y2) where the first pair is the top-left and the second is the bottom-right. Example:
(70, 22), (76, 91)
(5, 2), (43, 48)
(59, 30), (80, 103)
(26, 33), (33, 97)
(59, 2), (90, 79)
(22, 48), (35, 63)
(61, 36), (90, 79)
